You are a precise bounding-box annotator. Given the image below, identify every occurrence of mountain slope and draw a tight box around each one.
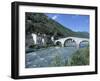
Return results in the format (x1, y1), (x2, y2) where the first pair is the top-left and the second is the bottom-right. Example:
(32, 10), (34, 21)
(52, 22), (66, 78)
(25, 12), (89, 38)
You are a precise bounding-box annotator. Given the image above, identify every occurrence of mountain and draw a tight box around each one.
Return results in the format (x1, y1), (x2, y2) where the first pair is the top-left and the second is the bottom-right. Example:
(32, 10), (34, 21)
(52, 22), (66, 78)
(75, 32), (89, 38)
(25, 12), (89, 38)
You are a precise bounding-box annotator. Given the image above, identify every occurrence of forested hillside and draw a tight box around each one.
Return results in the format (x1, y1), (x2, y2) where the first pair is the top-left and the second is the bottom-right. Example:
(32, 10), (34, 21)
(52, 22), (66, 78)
(25, 12), (89, 39)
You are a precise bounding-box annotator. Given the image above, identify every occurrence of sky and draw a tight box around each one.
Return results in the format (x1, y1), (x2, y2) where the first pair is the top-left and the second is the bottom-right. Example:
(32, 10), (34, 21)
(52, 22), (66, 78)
(46, 13), (89, 33)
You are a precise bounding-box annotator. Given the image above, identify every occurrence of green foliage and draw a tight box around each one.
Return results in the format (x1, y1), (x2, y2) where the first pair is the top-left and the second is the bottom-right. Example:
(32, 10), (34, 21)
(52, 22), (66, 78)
(29, 45), (35, 48)
(69, 47), (89, 65)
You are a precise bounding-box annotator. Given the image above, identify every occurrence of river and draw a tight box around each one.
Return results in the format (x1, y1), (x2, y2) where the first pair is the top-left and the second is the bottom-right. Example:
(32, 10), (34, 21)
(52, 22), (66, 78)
(25, 47), (78, 68)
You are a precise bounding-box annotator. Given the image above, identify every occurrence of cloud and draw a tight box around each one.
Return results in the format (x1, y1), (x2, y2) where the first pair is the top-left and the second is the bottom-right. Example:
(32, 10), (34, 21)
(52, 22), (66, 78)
(52, 15), (58, 20)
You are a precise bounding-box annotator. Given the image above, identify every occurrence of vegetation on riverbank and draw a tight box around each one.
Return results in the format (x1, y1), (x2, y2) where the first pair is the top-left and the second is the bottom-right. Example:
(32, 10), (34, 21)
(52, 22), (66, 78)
(66, 47), (89, 66)
(49, 47), (89, 67)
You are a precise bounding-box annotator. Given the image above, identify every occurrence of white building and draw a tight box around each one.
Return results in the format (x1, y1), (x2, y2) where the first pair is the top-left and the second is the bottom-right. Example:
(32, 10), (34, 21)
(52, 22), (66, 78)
(31, 33), (37, 44)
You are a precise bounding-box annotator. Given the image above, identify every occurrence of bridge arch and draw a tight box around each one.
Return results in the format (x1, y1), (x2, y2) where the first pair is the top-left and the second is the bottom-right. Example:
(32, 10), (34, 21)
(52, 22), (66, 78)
(79, 40), (89, 48)
(64, 38), (77, 47)
(55, 41), (62, 47)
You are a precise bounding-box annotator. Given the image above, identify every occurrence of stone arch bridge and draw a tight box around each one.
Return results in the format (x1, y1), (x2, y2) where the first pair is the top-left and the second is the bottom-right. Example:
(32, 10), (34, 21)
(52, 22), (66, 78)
(54, 37), (89, 48)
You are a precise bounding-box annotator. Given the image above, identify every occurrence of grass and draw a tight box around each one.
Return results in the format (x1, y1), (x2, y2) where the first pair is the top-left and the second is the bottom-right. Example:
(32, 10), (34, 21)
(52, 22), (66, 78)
(68, 47), (89, 66)
(50, 47), (90, 66)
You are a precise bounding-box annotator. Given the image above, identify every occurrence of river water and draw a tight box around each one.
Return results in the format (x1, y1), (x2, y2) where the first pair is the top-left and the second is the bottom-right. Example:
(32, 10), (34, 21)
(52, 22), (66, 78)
(25, 47), (78, 68)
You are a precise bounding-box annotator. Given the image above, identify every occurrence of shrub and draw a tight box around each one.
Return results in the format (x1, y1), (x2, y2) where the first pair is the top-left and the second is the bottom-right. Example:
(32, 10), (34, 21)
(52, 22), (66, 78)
(29, 45), (36, 48)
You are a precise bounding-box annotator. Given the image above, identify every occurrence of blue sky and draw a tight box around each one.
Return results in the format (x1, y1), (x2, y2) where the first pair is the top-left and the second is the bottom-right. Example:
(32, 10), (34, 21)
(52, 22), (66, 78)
(46, 13), (89, 33)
